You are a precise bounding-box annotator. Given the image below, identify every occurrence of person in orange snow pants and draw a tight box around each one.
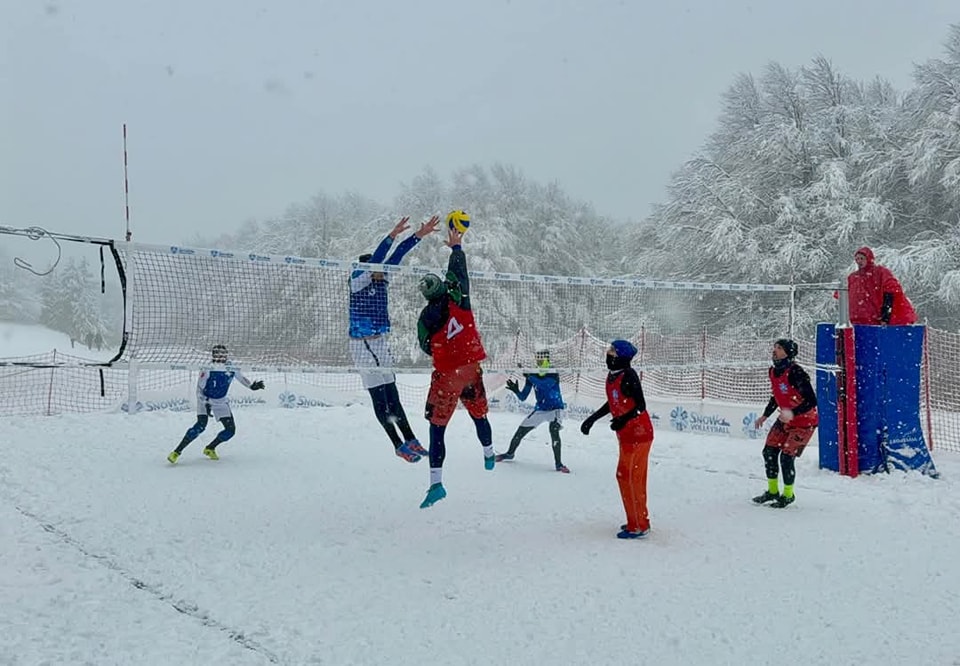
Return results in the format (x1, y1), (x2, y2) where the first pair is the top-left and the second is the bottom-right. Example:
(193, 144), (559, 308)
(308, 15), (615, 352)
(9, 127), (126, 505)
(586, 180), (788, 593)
(581, 339), (654, 540)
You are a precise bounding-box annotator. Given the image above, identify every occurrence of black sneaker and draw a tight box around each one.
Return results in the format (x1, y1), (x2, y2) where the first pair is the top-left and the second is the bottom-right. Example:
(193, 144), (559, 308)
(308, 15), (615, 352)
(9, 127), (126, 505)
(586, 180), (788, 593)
(752, 490), (781, 504)
(771, 494), (796, 508)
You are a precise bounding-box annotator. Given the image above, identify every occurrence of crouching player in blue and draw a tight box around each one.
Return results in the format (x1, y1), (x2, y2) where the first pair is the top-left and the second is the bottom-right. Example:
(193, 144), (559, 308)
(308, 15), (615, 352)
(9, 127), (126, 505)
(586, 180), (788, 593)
(167, 344), (265, 463)
(496, 349), (570, 473)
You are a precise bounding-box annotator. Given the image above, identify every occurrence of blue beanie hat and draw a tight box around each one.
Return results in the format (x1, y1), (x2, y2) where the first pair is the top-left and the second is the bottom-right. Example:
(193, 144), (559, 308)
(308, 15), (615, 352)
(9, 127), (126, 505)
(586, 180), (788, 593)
(610, 339), (638, 360)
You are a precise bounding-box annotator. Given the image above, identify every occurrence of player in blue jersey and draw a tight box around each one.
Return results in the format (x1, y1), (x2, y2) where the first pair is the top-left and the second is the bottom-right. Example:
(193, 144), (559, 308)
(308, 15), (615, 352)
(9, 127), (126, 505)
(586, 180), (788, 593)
(495, 349), (570, 472)
(167, 344), (265, 463)
(350, 215), (440, 463)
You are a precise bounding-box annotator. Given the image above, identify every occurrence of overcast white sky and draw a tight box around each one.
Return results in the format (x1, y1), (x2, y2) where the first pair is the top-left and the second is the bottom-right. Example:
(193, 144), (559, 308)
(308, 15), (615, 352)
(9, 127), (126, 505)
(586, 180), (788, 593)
(1, 0), (957, 245)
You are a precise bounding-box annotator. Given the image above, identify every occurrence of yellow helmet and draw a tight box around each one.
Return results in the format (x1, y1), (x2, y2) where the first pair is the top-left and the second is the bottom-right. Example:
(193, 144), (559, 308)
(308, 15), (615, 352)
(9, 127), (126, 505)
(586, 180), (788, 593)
(446, 209), (471, 233)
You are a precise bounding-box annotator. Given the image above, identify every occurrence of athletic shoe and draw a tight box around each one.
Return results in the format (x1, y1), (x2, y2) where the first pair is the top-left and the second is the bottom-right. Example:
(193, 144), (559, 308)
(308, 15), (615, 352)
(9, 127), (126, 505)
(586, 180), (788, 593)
(616, 528), (649, 539)
(555, 463), (570, 473)
(752, 490), (780, 504)
(494, 452), (515, 463)
(202, 447), (219, 461)
(484, 455), (496, 471)
(167, 451), (180, 464)
(419, 483), (447, 509)
(395, 442), (422, 463)
(771, 494), (796, 508)
(406, 439), (429, 457)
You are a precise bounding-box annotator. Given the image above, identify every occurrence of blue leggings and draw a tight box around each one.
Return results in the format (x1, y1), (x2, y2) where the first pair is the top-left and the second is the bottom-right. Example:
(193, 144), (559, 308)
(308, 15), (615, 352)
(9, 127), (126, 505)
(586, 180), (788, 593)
(176, 415), (236, 453)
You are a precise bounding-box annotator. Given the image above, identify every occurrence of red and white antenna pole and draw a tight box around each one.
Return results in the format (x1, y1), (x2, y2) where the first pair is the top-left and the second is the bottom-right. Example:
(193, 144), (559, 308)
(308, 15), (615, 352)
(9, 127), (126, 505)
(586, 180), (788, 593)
(123, 123), (132, 241)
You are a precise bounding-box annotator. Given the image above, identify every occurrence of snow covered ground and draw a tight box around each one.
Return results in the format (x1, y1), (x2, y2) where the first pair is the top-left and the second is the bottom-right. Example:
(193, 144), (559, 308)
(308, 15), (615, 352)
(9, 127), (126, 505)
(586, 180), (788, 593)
(1, 406), (958, 665)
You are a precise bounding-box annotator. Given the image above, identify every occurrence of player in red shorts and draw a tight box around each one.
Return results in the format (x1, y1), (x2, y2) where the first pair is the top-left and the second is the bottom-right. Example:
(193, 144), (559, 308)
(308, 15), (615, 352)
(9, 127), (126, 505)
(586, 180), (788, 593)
(415, 221), (495, 509)
(752, 338), (818, 508)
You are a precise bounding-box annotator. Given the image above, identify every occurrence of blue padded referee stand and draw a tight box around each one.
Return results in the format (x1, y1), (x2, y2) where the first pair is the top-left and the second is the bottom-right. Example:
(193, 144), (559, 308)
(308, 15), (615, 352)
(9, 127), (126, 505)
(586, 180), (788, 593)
(816, 323), (937, 477)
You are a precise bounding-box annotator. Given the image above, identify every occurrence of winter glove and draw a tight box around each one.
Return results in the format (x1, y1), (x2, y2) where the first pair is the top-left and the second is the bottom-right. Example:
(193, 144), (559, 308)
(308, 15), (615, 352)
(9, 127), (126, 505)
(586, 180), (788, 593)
(580, 417), (596, 435)
(505, 379), (520, 394)
(610, 409), (638, 431)
(250, 380), (265, 391)
(880, 292), (893, 324)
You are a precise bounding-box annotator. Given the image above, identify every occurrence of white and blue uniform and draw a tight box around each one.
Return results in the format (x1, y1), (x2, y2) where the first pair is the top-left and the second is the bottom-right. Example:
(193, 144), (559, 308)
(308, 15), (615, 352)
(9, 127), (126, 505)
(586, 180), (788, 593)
(197, 366), (252, 420)
(515, 372), (566, 428)
(348, 233), (421, 389)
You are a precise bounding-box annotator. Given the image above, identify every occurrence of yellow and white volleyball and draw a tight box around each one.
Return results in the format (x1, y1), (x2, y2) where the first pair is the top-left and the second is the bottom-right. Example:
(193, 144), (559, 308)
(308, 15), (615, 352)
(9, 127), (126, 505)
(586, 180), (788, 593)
(446, 209), (471, 233)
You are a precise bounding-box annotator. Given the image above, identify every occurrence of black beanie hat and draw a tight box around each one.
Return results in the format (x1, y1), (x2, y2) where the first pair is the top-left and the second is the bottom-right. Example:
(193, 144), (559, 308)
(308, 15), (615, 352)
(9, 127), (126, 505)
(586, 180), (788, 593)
(775, 338), (798, 360)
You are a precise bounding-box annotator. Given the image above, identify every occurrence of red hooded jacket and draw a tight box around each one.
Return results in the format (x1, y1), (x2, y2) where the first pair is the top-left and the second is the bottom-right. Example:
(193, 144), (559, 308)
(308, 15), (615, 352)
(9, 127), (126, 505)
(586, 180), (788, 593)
(847, 247), (917, 325)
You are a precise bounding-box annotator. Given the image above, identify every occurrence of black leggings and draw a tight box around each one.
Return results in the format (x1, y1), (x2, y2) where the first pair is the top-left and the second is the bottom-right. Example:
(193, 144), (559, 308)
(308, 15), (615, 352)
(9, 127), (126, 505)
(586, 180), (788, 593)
(507, 420), (563, 465)
(763, 445), (797, 486)
(369, 382), (415, 448)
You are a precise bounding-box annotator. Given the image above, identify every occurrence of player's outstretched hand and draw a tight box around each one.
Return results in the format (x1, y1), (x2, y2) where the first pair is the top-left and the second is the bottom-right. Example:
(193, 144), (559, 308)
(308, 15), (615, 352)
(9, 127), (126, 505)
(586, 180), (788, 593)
(389, 216), (411, 239)
(250, 380), (265, 391)
(415, 215), (441, 239)
(446, 226), (463, 248)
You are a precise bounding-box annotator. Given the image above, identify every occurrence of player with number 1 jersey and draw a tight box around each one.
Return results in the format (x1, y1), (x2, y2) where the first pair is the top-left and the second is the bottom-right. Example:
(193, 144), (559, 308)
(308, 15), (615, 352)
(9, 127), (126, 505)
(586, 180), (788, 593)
(415, 219), (496, 509)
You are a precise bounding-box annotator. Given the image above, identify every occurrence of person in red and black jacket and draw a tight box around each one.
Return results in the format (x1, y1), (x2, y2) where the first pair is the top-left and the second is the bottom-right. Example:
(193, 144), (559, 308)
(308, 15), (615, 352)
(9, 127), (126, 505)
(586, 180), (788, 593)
(415, 220), (495, 509)
(580, 339), (655, 539)
(752, 338), (818, 508)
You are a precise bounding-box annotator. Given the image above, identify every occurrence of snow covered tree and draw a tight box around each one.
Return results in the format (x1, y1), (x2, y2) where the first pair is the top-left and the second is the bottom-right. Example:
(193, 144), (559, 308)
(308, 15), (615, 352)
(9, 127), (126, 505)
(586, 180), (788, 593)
(39, 258), (111, 348)
(0, 248), (42, 323)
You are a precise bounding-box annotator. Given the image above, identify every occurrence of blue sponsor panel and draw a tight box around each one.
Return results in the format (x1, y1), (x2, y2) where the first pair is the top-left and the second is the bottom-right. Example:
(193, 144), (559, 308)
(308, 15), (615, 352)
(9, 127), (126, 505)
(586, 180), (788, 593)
(853, 325), (937, 477)
(816, 323), (840, 471)
(817, 323), (936, 476)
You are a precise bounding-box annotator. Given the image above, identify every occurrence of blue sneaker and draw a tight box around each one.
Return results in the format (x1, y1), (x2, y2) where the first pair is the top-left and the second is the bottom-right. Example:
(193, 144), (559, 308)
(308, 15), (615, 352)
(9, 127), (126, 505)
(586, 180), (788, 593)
(420, 483), (447, 509)
(395, 442), (422, 463)
(494, 452), (514, 463)
(484, 455), (495, 471)
(406, 439), (429, 457)
(616, 528), (649, 539)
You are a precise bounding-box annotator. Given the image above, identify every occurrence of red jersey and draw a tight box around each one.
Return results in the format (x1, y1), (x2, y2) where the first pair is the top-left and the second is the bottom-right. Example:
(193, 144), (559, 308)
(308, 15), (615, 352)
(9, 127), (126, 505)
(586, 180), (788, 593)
(769, 366), (818, 427)
(606, 371), (654, 441)
(429, 301), (486, 372)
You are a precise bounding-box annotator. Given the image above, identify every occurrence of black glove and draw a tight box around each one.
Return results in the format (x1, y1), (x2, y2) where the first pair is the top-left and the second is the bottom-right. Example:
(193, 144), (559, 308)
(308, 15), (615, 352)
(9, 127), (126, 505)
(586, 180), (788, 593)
(610, 409), (638, 431)
(250, 380), (265, 391)
(505, 379), (519, 394)
(580, 418), (595, 435)
(880, 292), (893, 324)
